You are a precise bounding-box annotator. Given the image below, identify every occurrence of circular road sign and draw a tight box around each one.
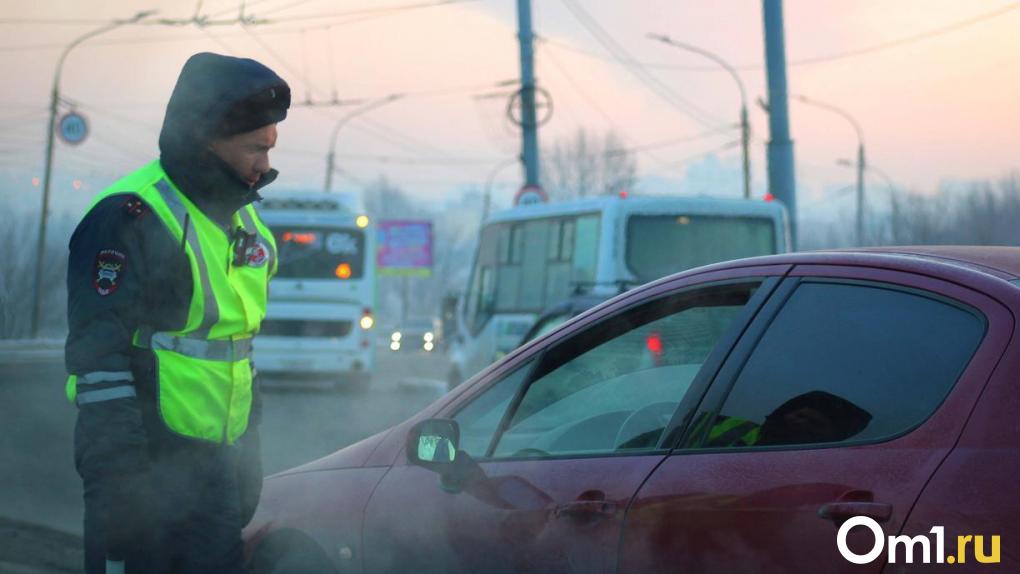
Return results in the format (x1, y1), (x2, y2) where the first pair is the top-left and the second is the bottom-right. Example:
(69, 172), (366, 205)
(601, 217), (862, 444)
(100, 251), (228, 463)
(57, 111), (89, 145)
(513, 184), (548, 206)
(507, 87), (553, 127)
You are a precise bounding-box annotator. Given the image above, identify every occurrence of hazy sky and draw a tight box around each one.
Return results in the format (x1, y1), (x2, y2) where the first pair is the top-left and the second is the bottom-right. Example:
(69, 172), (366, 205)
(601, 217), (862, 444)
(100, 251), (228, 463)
(1, 0), (1018, 218)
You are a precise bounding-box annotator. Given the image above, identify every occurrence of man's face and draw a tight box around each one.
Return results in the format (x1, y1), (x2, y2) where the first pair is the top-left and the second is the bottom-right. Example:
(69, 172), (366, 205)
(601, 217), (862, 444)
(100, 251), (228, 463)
(208, 123), (278, 187)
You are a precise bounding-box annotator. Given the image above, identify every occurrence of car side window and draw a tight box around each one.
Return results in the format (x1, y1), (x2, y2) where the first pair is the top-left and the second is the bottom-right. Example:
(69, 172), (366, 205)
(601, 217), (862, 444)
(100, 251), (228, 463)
(454, 361), (534, 458)
(487, 282), (762, 459)
(699, 281), (985, 450)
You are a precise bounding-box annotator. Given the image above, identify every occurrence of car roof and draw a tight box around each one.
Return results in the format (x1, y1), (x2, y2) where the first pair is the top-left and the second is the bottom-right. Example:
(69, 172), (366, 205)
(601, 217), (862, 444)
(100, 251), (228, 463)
(542, 293), (613, 316)
(687, 246), (1020, 282)
(850, 246), (1020, 279)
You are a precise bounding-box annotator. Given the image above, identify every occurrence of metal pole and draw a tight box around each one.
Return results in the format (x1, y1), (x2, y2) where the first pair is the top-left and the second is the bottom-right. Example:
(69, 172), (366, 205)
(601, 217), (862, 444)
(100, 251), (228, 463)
(795, 95), (866, 246)
(30, 10), (155, 338)
(762, 0), (797, 247)
(516, 0), (541, 187)
(740, 106), (751, 200)
(856, 143), (866, 246)
(323, 94), (402, 192)
(648, 35), (751, 199)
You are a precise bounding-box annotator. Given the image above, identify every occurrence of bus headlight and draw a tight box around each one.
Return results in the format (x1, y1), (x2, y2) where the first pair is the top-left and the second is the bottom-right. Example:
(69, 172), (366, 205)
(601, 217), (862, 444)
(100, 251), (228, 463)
(423, 341), (434, 352)
(391, 331), (402, 342)
(360, 315), (374, 330)
(356, 215), (370, 228)
(390, 341), (401, 351)
(423, 332), (434, 342)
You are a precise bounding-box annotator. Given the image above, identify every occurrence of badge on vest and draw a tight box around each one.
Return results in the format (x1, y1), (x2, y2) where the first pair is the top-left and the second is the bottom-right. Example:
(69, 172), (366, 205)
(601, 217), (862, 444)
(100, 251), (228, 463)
(246, 241), (269, 267)
(94, 249), (126, 296)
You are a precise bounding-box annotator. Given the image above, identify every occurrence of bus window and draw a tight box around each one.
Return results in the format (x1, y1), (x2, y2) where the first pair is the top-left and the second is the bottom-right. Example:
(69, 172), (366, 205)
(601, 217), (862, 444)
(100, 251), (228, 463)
(572, 215), (598, 284)
(626, 215), (774, 283)
(273, 227), (365, 279)
(518, 219), (552, 308)
(466, 226), (502, 333)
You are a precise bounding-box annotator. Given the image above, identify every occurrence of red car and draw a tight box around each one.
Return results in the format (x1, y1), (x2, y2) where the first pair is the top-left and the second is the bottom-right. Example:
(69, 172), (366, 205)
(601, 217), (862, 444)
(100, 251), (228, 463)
(245, 247), (1020, 573)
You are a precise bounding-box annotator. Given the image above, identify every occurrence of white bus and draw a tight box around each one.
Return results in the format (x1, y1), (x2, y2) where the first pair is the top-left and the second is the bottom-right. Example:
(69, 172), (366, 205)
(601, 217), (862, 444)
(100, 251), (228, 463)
(447, 194), (790, 387)
(254, 193), (376, 390)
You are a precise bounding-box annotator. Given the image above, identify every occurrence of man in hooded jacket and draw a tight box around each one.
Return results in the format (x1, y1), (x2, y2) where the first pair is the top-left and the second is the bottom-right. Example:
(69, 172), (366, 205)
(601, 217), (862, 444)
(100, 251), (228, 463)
(65, 52), (290, 574)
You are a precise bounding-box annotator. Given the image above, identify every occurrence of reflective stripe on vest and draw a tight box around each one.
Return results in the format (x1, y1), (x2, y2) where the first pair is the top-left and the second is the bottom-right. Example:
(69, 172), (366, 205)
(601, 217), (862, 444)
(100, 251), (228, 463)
(136, 329), (253, 362)
(153, 179), (220, 338)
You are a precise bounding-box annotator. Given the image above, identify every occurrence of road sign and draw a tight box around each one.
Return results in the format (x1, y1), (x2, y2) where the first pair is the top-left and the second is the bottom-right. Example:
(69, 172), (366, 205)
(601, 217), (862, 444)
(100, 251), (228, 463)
(377, 220), (433, 277)
(57, 111), (89, 145)
(513, 184), (548, 206)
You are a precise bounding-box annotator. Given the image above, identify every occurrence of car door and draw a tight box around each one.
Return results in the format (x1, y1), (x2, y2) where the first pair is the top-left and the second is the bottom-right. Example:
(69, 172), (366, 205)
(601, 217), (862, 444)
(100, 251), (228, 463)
(619, 266), (1012, 573)
(362, 274), (784, 573)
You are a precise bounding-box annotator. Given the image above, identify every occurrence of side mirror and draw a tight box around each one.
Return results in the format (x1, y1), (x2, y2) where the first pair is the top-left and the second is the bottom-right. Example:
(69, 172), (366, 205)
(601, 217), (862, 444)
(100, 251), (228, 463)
(407, 419), (460, 469)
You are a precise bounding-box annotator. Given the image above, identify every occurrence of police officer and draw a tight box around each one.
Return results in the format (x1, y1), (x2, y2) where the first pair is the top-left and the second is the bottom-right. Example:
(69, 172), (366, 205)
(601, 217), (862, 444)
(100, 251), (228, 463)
(65, 53), (290, 574)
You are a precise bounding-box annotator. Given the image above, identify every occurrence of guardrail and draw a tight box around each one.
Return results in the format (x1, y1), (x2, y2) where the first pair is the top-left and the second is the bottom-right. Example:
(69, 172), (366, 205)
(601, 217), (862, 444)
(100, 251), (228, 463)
(0, 339), (64, 365)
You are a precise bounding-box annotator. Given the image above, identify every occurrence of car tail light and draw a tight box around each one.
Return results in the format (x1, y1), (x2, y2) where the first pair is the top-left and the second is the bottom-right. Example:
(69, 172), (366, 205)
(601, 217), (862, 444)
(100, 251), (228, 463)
(646, 332), (663, 365)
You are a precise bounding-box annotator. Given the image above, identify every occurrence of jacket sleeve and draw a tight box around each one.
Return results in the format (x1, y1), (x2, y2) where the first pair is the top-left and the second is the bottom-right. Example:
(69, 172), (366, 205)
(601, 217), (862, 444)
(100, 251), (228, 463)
(66, 195), (151, 473)
(66, 195), (153, 559)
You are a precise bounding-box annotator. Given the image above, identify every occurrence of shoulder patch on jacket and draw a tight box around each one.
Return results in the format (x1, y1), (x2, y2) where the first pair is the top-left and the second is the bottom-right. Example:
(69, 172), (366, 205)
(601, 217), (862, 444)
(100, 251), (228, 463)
(122, 196), (148, 219)
(94, 249), (127, 296)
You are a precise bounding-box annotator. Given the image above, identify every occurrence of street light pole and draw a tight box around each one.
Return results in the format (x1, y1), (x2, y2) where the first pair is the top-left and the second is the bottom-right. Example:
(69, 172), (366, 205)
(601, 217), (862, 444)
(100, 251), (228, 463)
(323, 94), (402, 192)
(649, 34), (751, 200)
(793, 94), (866, 245)
(30, 10), (156, 338)
(838, 159), (898, 243)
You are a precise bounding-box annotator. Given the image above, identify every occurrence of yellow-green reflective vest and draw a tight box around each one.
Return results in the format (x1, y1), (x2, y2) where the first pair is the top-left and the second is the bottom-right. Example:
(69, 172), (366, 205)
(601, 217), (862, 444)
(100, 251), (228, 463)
(66, 160), (277, 444)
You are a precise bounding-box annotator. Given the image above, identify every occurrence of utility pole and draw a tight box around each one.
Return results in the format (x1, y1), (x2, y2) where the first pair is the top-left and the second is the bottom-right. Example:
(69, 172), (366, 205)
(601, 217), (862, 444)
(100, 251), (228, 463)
(30, 10), (155, 338)
(762, 0), (797, 247)
(648, 35), (750, 200)
(515, 0), (541, 188)
(856, 143), (866, 245)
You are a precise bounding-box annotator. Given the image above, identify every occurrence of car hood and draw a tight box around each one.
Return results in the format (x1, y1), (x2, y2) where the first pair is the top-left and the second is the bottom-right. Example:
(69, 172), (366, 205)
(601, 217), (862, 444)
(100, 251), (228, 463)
(268, 428), (392, 478)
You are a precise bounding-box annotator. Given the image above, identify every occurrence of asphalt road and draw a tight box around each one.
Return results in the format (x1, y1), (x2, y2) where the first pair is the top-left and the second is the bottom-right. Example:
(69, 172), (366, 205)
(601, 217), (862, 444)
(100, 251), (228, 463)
(0, 348), (449, 545)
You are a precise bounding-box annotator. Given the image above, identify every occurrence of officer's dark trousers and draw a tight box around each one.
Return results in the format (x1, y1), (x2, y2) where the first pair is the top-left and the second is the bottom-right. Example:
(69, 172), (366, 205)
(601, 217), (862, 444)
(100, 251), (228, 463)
(79, 432), (261, 574)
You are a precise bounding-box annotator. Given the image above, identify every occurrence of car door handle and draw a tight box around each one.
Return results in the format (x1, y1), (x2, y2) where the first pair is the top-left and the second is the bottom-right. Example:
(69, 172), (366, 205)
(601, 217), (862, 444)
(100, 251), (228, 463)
(554, 500), (618, 521)
(818, 501), (893, 523)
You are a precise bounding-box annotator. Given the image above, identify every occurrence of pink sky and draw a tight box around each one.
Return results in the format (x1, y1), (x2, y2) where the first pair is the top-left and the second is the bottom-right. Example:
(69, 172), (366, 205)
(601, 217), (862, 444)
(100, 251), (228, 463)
(1, 0), (1017, 213)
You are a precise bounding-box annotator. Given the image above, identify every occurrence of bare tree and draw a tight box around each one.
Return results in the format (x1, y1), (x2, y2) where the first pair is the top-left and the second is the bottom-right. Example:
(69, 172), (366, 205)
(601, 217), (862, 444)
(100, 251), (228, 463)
(0, 208), (73, 339)
(545, 129), (637, 200)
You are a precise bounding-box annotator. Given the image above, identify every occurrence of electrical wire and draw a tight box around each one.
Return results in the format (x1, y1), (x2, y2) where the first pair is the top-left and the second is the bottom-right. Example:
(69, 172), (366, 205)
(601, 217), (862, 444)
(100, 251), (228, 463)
(543, 2), (1020, 71)
(262, 0), (478, 24)
(558, 0), (725, 129)
(240, 23), (329, 102)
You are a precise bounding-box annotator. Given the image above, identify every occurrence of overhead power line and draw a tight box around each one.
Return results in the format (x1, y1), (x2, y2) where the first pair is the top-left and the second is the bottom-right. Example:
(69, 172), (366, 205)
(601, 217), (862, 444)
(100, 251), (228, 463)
(262, 0), (478, 23)
(542, 2), (1020, 71)
(557, 0), (725, 129)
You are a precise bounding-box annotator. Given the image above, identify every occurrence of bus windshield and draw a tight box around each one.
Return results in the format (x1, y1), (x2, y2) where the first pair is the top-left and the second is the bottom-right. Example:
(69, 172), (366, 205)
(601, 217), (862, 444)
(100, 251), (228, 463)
(272, 226), (365, 279)
(626, 214), (775, 283)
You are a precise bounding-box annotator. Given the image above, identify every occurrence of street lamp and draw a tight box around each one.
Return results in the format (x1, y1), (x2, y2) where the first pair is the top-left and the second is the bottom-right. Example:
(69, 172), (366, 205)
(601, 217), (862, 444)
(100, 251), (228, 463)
(649, 34), (751, 200)
(793, 94), (866, 246)
(31, 9), (156, 338)
(838, 158), (899, 243)
(323, 94), (403, 192)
